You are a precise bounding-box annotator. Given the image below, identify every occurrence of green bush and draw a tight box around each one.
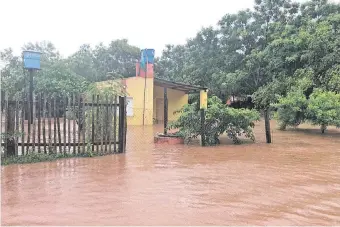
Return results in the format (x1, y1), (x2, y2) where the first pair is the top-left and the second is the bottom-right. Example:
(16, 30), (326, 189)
(274, 87), (340, 133)
(306, 89), (340, 133)
(169, 96), (260, 145)
(273, 89), (308, 130)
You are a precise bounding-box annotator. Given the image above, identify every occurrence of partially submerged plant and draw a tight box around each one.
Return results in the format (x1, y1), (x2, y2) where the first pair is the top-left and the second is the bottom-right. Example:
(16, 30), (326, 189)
(169, 96), (260, 145)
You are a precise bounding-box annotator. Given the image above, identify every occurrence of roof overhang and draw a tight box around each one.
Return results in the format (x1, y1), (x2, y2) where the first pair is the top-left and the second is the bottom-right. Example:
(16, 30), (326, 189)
(154, 78), (207, 94)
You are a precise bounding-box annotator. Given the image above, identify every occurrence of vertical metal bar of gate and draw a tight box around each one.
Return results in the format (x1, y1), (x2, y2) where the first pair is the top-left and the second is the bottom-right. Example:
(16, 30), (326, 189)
(118, 96), (126, 153)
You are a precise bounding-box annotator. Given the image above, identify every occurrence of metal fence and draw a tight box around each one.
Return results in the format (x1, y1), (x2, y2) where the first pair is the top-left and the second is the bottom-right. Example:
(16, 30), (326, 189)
(0, 92), (127, 157)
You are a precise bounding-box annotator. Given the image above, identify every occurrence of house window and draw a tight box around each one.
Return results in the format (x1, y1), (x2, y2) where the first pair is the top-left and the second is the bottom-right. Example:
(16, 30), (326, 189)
(126, 97), (133, 116)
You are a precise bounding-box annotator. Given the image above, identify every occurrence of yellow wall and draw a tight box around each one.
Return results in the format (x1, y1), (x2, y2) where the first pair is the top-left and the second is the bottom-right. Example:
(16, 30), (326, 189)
(153, 85), (188, 123)
(95, 78), (188, 126)
(125, 77), (154, 125)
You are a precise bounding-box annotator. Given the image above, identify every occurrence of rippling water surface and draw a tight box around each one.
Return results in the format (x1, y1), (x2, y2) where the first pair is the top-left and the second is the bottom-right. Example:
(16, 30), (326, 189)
(2, 121), (340, 225)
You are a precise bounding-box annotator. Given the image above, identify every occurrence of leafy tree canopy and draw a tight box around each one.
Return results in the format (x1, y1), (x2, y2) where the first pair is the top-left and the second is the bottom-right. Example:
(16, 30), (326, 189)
(1, 39), (140, 97)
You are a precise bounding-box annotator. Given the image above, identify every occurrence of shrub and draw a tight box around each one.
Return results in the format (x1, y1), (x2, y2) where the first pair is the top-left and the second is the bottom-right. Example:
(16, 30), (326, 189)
(272, 89), (308, 130)
(273, 87), (340, 133)
(306, 89), (340, 133)
(169, 96), (260, 145)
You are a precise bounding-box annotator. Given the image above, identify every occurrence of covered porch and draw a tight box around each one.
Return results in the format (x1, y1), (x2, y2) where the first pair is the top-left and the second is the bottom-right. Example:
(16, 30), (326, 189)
(152, 78), (207, 135)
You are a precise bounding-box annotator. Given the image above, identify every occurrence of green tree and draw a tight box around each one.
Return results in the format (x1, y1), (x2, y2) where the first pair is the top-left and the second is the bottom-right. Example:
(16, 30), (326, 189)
(273, 89), (308, 130)
(1, 41), (89, 97)
(67, 44), (98, 82)
(306, 89), (340, 133)
(34, 60), (88, 96)
(23, 41), (61, 62)
(326, 65), (340, 92)
(92, 39), (140, 81)
(155, 44), (188, 82)
(0, 48), (25, 98)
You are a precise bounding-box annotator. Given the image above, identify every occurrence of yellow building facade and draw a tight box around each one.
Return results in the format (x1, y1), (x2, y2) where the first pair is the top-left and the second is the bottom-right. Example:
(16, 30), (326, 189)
(123, 77), (189, 125)
(96, 63), (206, 126)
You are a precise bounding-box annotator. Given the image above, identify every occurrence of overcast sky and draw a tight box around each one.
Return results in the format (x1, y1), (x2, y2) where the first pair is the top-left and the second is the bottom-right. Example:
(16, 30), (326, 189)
(1, 0), (339, 58)
(0, 0), (256, 57)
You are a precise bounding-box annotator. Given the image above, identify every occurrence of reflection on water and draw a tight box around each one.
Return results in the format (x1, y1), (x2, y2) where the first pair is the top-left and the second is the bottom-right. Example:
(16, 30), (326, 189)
(2, 121), (340, 225)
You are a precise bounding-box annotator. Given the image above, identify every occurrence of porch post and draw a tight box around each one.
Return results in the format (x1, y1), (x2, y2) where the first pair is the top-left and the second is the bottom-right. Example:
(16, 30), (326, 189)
(164, 87), (168, 135)
(200, 89), (208, 146)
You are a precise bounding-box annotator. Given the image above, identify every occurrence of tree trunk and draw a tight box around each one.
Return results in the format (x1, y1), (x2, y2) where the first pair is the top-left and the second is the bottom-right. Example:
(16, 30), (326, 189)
(321, 124), (326, 133)
(264, 109), (272, 144)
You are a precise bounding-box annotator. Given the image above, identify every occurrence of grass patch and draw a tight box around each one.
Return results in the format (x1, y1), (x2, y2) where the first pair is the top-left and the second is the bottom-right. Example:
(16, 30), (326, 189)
(1, 151), (117, 166)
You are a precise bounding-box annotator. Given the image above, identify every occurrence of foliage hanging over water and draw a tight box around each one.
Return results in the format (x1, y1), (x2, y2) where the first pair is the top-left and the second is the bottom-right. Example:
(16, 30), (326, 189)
(273, 78), (340, 133)
(273, 89), (308, 130)
(306, 89), (340, 132)
(170, 96), (260, 145)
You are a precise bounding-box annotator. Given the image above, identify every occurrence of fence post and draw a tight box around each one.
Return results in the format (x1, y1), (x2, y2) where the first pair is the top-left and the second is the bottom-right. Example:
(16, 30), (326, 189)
(118, 96), (126, 153)
(164, 87), (168, 135)
(122, 96), (127, 153)
(200, 108), (206, 147)
(124, 101), (127, 152)
(113, 96), (117, 153)
(15, 100), (19, 156)
(91, 95), (95, 152)
(6, 100), (16, 156)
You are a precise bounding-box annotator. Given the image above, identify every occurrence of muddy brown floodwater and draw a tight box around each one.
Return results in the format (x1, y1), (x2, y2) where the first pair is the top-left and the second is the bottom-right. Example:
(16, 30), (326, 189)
(2, 120), (340, 225)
